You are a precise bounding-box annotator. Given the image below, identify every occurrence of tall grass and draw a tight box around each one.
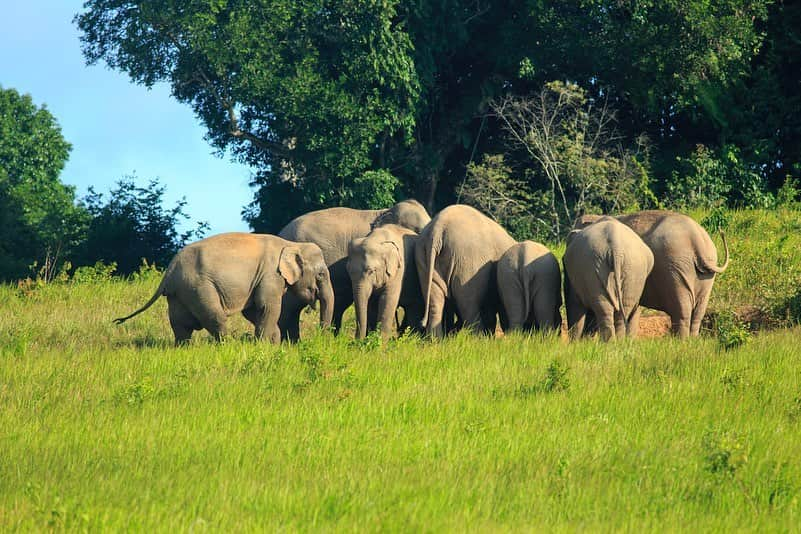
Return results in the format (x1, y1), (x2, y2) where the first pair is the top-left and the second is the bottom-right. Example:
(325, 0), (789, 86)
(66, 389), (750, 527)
(1, 208), (800, 530)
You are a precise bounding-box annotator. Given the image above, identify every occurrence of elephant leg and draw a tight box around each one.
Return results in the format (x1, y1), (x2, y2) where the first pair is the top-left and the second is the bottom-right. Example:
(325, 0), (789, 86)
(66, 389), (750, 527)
(377, 293), (395, 338)
(614, 309), (627, 340)
(627, 306), (642, 338)
(669, 302), (692, 339)
(565, 286), (587, 341)
(479, 304), (498, 336)
(498, 305), (510, 334)
(454, 291), (484, 333)
(443, 300), (459, 334)
(690, 282), (713, 336)
(502, 294), (527, 333)
(332, 298), (351, 335)
(367, 298), (384, 332)
(279, 293), (304, 342)
(533, 293), (560, 333)
(189, 284), (228, 341)
(252, 297), (282, 344)
(593, 302), (616, 342)
(168, 297), (198, 346)
(426, 284), (447, 339)
(403, 303), (424, 335)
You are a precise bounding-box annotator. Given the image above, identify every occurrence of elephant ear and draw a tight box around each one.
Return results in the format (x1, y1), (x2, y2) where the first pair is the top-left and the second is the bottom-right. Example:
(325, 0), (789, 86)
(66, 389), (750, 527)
(566, 229), (582, 246)
(382, 241), (402, 278)
(348, 237), (366, 256)
(278, 246), (304, 285)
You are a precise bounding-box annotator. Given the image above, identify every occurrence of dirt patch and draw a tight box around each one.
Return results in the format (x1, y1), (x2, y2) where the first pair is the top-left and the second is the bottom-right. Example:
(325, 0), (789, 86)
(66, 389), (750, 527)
(637, 313), (672, 338)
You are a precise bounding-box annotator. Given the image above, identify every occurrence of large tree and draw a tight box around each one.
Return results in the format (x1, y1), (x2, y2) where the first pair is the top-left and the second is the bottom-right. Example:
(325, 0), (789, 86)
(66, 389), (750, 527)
(0, 87), (87, 280)
(76, 1), (773, 231)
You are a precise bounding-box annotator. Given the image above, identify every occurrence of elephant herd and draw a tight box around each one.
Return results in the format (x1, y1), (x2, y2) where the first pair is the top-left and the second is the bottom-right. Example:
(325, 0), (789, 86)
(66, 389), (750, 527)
(114, 200), (729, 345)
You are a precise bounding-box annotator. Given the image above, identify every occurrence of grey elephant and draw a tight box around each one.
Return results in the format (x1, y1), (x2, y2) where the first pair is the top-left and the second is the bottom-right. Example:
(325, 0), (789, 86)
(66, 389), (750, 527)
(113, 233), (334, 345)
(347, 224), (423, 339)
(496, 241), (562, 333)
(277, 199), (431, 340)
(575, 210), (729, 337)
(416, 204), (516, 338)
(563, 217), (654, 341)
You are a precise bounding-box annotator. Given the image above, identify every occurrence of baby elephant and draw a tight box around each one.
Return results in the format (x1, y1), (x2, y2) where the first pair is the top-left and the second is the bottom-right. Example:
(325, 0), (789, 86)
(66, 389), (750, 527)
(496, 241), (562, 333)
(563, 217), (654, 341)
(114, 233), (334, 345)
(347, 224), (422, 339)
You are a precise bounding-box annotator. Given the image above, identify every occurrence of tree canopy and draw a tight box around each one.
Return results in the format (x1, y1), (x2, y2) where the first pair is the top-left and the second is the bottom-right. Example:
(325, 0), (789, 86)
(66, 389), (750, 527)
(77, 176), (209, 275)
(75, 1), (796, 233)
(0, 87), (87, 279)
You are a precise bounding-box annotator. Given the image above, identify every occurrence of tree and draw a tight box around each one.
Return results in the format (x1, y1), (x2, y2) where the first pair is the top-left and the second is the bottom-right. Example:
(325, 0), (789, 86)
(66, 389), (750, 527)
(78, 176), (208, 275)
(489, 82), (655, 239)
(0, 87), (88, 281)
(460, 154), (543, 240)
(77, 0), (420, 232)
(76, 1), (772, 229)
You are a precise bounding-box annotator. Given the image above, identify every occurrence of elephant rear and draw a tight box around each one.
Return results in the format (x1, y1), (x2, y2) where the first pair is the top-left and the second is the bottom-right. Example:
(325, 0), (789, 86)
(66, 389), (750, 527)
(416, 205), (516, 337)
(497, 241), (561, 332)
(564, 218), (653, 340)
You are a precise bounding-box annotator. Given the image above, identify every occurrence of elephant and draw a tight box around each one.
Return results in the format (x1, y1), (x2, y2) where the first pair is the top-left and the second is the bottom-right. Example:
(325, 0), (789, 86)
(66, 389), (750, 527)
(347, 224), (423, 339)
(496, 241), (562, 333)
(416, 204), (516, 338)
(563, 217), (654, 341)
(277, 199), (431, 341)
(574, 210), (730, 337)
(113, 233), (334, 345)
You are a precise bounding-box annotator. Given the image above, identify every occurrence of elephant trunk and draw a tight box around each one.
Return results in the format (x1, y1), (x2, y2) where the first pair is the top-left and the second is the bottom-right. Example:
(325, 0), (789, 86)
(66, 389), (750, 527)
(353, 280), (372, 339)
(318, 273), (335, 330)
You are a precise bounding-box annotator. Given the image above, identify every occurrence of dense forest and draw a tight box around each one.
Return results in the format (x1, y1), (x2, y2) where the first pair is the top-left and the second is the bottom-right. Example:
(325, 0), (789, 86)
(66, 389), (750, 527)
(2, 1), (800, 279)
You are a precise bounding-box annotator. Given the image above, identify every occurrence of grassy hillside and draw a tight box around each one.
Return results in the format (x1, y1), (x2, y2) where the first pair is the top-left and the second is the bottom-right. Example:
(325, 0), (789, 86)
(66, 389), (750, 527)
(1, 208), (800, 530)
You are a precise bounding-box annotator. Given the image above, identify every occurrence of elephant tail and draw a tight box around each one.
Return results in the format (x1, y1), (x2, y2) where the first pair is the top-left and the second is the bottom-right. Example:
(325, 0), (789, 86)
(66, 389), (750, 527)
(698, 230), (730, 274)
(112, 259), (177, 324)
(419, 234), (440, 329)
(607, 252), (626, 314)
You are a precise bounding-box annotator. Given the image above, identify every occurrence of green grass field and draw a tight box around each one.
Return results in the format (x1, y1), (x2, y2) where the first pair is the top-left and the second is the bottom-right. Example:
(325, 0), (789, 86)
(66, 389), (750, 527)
(2, 209), (801, 530)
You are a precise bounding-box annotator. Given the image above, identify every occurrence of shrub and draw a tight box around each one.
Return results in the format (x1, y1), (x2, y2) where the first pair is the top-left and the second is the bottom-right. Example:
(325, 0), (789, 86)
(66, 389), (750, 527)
(715, 310), (751, 350)
(666, 144), (773, 209)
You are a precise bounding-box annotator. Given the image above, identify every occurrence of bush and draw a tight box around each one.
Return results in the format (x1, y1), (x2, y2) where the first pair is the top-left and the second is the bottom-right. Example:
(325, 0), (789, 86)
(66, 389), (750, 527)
(715, 310), (751, 350)
(77, 176), (208, 275)
(666, 145), (773, 209)
(460, 154), (545, 240)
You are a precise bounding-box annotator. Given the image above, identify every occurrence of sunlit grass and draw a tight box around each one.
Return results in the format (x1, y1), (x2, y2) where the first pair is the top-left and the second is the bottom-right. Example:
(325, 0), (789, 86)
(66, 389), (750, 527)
(1, 208), (800, 530)
(1, 280), (801, 530)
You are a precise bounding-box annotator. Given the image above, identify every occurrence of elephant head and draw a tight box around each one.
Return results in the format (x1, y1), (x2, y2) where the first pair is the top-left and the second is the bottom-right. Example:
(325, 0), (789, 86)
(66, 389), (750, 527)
(572, 213), (603, 230)
(372, 199), (431, 233)
(279, 243), (335, 329)
(346, 236), (403, 338)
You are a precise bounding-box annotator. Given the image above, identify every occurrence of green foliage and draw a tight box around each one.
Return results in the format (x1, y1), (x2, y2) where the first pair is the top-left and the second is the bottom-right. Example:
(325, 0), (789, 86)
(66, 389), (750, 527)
(349, 170), (401, 210)
(714, 310), (751, 351)
(71, 261), (118, 284)
(775, 175), (800, 208)
(77, 0), (420, 230)
(460, 154), (543, 240)
(0, 86), (88, 281)
(703, 429), (748, 477)
(666, 145), (773, 210)
(76, 1), (775, 228)
(490, 82), (657, 238)
(701, 206), (731, 234)
(541, 360), (570, 393)
(703, 209), (801, 328)
(77, 176), (208, 275)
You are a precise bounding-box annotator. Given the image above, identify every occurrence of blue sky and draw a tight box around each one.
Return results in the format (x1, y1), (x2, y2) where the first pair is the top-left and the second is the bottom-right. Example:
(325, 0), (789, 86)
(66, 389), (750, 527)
(0, 2), (253, 234)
